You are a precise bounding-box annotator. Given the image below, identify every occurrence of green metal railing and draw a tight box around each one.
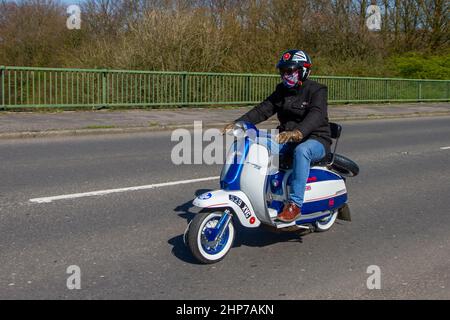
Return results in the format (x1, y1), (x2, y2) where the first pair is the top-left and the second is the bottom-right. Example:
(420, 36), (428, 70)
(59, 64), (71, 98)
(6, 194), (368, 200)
(0, 66), (449, 109)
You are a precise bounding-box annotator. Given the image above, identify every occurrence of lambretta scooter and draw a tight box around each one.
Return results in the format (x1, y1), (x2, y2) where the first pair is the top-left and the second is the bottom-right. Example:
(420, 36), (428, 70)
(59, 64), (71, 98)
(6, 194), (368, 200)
(184, 121), (359, 264)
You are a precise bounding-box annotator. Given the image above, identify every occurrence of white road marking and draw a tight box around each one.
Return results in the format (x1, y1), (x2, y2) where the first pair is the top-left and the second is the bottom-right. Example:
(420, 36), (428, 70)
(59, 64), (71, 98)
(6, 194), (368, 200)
(29, 176), (220, 204)
(440, 146), (450, 150)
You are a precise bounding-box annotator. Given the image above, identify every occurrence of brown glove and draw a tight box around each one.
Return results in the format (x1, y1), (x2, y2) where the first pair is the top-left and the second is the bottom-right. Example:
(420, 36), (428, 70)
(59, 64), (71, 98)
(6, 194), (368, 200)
(276, 130), (303, 144)
(221, 122), (235, 135)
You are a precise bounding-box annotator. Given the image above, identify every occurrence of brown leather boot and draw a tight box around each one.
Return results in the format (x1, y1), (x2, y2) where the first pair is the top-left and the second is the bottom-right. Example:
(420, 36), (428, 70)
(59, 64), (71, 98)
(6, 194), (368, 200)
(277, 202), (301, 223)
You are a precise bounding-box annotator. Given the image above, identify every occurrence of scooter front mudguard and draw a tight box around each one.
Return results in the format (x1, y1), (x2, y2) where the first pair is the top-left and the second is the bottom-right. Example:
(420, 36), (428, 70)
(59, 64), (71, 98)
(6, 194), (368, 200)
(193, 190), (261, 228)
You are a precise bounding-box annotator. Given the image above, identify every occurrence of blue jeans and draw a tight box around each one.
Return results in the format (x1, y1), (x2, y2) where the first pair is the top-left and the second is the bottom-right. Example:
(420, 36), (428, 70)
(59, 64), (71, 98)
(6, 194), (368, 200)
(289, 139), (326, 207)
(258, 136), (326, 207)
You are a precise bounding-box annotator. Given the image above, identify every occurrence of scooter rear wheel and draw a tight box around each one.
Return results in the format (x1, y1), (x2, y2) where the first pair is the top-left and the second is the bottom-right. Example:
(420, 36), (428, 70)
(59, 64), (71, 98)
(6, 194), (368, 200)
(315, 210), (338, 232)
(330, 154), (359, 177)
(186, 210), (235, 264)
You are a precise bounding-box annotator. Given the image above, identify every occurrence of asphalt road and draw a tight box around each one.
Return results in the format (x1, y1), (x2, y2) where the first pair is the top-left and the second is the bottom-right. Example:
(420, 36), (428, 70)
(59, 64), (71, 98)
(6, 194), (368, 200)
(0, 116), (449, 299)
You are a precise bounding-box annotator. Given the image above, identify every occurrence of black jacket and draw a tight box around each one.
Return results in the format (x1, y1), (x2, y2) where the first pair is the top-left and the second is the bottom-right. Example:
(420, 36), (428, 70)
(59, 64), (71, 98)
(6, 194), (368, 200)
(235, 79), (332, 154)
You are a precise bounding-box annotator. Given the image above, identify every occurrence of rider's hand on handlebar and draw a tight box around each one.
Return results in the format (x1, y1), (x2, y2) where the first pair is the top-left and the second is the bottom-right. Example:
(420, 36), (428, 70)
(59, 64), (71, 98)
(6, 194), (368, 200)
(221, 122), (235, 135)
(276, 130), (303, 144)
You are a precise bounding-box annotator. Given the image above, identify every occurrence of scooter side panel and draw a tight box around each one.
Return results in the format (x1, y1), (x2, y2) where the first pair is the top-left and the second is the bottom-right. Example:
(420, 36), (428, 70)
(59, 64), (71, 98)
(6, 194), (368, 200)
(301, 167), (347, 214)
(239, 143), (273, 224)
(193, 190), (261, 228)
(271, 167), (347, 216)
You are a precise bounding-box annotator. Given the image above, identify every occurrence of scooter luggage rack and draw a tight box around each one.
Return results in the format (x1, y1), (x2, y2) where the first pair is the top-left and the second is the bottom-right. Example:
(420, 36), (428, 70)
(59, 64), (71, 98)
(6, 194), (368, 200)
(328, 122), (342, 166)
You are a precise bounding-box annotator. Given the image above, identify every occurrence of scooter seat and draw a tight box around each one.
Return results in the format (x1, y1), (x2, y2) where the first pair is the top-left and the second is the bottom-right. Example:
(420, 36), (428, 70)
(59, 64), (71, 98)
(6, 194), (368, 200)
(312, 153), (333, 166)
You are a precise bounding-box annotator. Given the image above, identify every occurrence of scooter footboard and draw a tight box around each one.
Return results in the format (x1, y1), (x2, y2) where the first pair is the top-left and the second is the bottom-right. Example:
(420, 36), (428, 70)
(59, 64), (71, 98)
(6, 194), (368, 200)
(193, 190), (261, 228)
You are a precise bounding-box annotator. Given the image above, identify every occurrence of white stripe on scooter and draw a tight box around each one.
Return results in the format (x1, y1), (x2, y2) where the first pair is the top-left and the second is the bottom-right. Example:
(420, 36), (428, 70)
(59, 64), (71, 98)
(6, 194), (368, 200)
(29, 176), (220, 204)
(440, 146), (450, 150)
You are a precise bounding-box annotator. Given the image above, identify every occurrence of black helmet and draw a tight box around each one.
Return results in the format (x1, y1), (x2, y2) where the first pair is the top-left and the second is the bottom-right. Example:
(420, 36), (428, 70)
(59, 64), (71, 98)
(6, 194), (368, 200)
(276, 49), (312, 82)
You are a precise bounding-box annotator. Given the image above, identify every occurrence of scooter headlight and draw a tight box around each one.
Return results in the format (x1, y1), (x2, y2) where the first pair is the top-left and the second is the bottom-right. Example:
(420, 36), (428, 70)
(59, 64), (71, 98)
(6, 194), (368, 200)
(232, 122), (246, 139)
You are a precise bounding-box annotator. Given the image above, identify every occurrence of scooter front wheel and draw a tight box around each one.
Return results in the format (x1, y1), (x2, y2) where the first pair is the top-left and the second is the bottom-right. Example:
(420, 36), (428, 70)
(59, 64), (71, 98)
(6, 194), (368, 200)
(186, 210), (235, 264)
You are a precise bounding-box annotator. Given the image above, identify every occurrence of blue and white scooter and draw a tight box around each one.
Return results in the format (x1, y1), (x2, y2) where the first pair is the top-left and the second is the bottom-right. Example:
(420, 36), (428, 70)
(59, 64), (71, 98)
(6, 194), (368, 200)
(184, 121), (359, 264)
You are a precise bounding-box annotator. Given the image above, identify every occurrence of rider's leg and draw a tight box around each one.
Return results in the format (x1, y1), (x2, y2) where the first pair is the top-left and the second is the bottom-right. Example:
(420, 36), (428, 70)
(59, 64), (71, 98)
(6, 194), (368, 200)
(289, 139), (326, 208)
(276, 139), (325, 222)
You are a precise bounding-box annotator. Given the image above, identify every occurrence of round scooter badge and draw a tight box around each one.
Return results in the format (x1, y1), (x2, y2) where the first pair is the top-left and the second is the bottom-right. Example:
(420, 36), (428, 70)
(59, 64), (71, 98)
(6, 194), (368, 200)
(198, 192), (212, 200)
(283, 53), (291, 61)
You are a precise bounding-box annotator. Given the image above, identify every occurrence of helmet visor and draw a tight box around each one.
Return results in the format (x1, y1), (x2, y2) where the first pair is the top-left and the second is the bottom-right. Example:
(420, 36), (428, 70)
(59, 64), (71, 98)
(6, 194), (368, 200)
(279, 67), (299, 75)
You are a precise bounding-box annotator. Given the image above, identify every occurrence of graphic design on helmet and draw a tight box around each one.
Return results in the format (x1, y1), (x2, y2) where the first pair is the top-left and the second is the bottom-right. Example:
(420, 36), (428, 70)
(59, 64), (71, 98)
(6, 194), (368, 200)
(292, 51), (307, 62)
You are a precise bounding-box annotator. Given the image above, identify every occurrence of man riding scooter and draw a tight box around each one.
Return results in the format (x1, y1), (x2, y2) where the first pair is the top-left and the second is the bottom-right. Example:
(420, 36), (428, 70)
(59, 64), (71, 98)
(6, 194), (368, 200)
(222, 50), (332, 223)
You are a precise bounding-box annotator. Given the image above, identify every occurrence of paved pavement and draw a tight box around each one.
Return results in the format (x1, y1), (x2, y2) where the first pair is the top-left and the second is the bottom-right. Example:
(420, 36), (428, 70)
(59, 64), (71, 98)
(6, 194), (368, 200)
(0, 103), (449, 137)
(0, 116), (449, 299)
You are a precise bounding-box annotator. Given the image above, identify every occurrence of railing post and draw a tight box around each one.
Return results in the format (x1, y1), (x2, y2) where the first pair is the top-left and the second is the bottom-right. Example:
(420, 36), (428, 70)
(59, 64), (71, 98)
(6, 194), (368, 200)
(182, 72), (188, 107)
(384, 79), (388, 102)
(447, 81), (450, 101)
(102, 69), (107, 108)
(247, 76), (251, 102)
(346, 78), (351, 103)
(417, 81), (422, 102)
(0, 66), (4, 109)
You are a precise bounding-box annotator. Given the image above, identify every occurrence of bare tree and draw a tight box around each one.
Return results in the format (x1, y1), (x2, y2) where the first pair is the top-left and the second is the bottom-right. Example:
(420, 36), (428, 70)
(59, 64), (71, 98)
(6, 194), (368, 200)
(0, 0), (447, 77)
